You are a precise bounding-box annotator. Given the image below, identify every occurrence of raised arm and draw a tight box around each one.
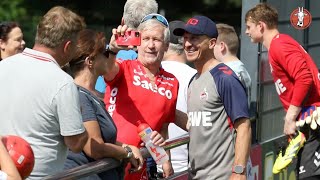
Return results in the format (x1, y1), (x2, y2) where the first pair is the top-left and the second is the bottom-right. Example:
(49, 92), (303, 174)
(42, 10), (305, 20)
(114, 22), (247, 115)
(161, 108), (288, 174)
(103, 25), (134, 81)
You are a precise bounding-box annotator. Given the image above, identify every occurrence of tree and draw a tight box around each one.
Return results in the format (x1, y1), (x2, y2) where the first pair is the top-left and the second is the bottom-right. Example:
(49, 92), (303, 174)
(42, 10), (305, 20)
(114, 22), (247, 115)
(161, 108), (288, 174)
(1, 0), (242, 47)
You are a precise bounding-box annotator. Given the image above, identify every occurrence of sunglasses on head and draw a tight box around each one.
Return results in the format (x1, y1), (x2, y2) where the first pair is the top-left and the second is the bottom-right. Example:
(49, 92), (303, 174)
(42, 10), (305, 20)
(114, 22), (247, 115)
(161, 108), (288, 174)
(140, 13), (169, 28)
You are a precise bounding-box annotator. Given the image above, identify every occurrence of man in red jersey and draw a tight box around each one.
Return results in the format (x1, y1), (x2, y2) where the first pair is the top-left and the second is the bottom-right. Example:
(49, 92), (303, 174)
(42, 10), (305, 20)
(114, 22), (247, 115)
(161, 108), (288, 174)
(246, 3), (320, 179)
(103, 14), (177, 180)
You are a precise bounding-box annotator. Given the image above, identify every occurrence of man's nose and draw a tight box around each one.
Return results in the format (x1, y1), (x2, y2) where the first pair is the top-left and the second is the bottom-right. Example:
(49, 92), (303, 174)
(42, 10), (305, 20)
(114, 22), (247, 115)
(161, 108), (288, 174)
(184, 40), (192, 48)
(147, 39), (155, 48)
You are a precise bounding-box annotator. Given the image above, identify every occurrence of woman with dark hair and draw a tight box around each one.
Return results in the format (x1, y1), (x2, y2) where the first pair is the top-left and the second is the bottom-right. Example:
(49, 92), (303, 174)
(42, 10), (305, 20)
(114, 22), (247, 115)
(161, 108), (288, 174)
(64, 29), (144, 180)
(0, 22), (25, 60)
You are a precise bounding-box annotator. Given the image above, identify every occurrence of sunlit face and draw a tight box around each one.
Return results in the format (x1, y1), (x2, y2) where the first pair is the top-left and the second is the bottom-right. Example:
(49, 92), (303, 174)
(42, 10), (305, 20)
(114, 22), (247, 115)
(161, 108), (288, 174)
(183, 32), (211, 63)
(137, 25), (168, 66)
(0, 27), (25, 59)
(245, 19), (263, 43)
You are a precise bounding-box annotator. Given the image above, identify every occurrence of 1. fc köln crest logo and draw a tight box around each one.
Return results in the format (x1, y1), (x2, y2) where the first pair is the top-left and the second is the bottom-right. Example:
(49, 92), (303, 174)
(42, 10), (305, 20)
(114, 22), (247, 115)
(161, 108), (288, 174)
(290, 7), (312, 30)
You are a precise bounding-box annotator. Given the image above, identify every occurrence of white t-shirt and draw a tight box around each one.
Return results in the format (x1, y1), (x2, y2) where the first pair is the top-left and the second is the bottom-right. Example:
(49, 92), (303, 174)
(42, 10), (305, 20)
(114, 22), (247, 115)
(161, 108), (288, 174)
(0, 171), (7, 180)
(225, 60), (252, 107)
(0, 48), (85, 179)
(159, 61), (196, 172)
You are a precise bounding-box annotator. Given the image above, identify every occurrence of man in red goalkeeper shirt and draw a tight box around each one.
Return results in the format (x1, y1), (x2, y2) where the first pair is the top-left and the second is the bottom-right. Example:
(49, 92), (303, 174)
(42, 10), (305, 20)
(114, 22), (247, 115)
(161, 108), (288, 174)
(246, 3), (320, 180)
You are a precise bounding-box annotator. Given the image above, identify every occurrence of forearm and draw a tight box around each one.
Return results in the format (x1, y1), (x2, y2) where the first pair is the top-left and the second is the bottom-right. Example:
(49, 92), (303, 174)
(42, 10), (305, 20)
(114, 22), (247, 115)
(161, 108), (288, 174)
(85, 139), (127, 160)
(174, 110), (188, 131)
(234, 118), (251, 167)
(160, 123), (171, 160)
(286, 105), (302, 121)
(0, 141), (21, 180)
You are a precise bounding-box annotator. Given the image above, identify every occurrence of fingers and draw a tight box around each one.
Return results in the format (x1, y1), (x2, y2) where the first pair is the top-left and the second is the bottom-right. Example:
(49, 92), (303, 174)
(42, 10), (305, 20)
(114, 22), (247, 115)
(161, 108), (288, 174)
(162, 161), (174, 178)
(134, 155), (144, 170)
(137, 156), (144, 170)
(130, 157), (138, 168)
(158, 141), (166, 147)
(115, 25), (129, 36)
(127, 45), (135, 49)
(129, 157), (144, 174)
(112, 25), (129, 41)
(129, 145), (144, 170)
(150, 131), (165, 146)
(111, 25), (137, 51)
(112, 28), (117, 35)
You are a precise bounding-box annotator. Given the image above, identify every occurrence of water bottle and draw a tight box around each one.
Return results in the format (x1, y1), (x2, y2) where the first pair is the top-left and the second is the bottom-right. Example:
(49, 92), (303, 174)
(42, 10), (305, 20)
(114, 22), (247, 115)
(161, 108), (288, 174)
(137, 122), (169, 165)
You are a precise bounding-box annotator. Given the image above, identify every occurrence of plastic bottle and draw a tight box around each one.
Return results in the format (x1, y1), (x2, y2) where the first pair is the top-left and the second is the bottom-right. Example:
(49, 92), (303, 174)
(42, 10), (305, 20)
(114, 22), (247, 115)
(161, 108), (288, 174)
(137, 122), (169, 165)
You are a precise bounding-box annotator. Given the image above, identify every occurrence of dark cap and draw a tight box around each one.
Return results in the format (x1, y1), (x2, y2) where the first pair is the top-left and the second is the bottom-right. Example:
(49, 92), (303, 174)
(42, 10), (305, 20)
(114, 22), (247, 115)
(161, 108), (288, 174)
(173, 15), (218, 38)
(169, 20), (185, 44)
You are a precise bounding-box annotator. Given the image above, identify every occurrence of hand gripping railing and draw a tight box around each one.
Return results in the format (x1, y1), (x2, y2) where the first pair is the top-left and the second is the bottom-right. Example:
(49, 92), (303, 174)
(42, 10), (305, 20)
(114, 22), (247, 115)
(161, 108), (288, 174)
(43, 133), (190, 180)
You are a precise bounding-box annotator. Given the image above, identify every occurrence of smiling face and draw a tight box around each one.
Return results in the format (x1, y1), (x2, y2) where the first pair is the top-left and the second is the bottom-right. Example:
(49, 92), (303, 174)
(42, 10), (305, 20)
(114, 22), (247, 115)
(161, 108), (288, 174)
(182, 32), (213, 63)
(137, 24), (168, 67)
(0, 27), (25, 59)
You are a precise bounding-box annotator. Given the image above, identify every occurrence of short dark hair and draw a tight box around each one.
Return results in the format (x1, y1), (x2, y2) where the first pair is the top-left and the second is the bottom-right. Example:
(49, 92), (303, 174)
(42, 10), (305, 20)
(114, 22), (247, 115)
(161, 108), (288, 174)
(0, 22), (19, 41)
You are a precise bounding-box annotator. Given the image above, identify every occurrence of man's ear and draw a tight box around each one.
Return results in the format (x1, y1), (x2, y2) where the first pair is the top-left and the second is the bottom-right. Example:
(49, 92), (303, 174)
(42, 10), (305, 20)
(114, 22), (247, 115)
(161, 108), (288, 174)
(220, 41), (226, 51)
(63, 40), (72, 54)
(258, 21), (265, 33)
(208, 38), (216, 49)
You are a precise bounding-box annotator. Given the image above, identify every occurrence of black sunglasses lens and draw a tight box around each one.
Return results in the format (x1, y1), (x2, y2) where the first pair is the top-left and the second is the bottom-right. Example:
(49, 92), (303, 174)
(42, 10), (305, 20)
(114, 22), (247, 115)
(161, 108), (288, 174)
(103, 50), (109, 58)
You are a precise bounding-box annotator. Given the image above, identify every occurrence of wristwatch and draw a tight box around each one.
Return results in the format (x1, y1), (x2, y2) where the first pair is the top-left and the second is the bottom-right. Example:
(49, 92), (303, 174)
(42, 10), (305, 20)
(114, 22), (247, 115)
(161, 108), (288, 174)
(123, 145), (133, 159)
(232, 165), (245, 174)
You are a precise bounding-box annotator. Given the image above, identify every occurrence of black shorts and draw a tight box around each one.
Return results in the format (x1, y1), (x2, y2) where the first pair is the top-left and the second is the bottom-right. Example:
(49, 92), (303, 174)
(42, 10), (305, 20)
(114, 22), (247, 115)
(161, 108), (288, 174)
(296, 126), (320, 179)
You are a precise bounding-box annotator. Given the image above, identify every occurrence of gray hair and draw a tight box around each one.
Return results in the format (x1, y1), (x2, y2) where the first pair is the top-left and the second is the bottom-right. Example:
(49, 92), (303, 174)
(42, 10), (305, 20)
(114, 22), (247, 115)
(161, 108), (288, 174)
(123, 0), (158, 29)
(169, 36), (184, 55)
(137, 19), (170, 44)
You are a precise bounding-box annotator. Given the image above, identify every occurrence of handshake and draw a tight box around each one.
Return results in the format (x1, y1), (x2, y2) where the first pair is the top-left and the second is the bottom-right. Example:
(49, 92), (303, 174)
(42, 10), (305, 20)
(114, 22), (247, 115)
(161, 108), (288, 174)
(296, 106), (320, 130)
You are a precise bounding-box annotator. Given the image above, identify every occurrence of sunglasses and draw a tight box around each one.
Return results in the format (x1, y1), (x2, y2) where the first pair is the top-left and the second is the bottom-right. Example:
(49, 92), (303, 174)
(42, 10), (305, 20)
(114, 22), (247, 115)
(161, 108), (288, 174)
(140, 13), (169, 28)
